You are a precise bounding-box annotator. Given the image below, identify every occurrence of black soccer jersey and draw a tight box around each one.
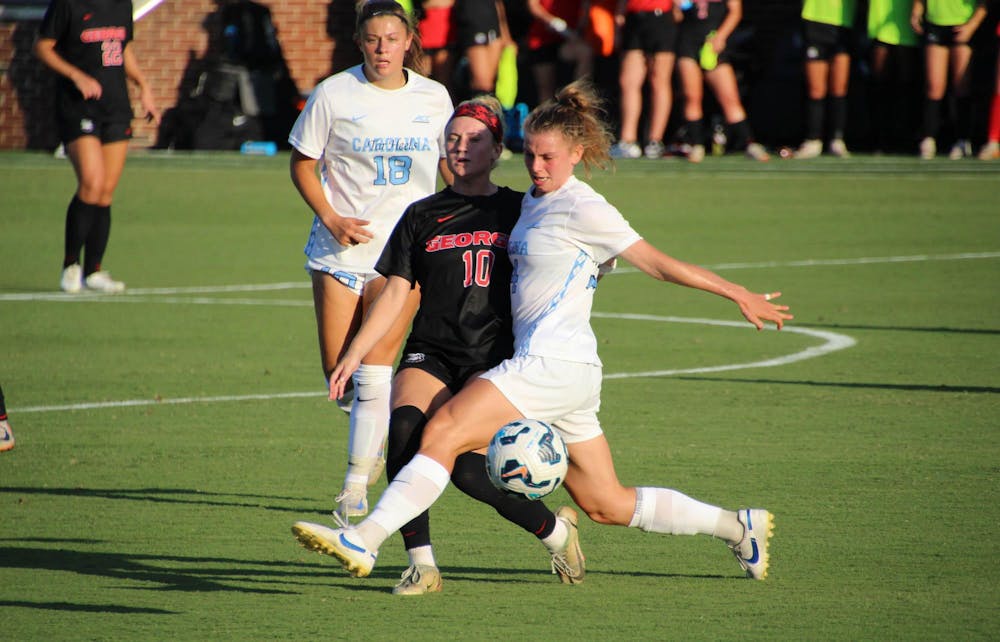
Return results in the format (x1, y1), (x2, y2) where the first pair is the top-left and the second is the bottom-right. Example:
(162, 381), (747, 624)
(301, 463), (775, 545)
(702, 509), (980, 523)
(39, 0), (134, 121)
(377, 186), (523, 367)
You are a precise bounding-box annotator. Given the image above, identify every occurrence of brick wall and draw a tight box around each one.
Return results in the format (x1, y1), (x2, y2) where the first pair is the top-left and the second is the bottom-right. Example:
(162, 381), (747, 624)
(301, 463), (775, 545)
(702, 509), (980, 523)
(0, 0), (360, 150)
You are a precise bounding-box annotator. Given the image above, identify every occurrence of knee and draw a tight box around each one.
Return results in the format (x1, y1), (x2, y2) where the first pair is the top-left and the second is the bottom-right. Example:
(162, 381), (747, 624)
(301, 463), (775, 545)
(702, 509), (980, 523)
(572, 487), (634, 526)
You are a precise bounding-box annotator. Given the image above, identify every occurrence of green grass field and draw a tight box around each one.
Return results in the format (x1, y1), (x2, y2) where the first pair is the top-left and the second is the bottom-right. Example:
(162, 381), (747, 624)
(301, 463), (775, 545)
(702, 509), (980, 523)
(1, 151), (998, 640)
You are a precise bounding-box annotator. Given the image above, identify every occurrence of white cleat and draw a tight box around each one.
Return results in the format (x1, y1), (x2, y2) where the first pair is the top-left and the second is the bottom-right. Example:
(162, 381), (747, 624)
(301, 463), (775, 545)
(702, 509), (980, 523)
(84, 271), (125, 293)
(729, 508), (773, 580)
(919, 136), (936, 160)
(828, 139), (851, 158)
(687, 144), (706, 163)
(948, 139), (971, 160)
(60, 264), (83, 293)
(333, 482), (368, 527)
(392, 564), (443, 595)
(291, 521), (377, 577)
(745, 142), (771, 162)
(550, 506), (585, 584)
(610, 140), (641, 159)
(0, 419), (14, 452)
(794, 139), (822, 159)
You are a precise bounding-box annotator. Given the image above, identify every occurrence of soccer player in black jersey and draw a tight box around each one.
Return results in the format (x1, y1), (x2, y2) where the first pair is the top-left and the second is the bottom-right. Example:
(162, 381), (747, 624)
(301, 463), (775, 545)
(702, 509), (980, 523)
(35, 0), (160, 293)
(294, 95), (585, 595)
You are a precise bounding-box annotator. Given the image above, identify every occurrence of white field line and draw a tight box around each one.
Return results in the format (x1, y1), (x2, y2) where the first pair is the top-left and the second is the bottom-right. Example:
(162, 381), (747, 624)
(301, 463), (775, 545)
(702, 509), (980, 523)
(2, 251), (997, 303)
(14, 315), (854, 415)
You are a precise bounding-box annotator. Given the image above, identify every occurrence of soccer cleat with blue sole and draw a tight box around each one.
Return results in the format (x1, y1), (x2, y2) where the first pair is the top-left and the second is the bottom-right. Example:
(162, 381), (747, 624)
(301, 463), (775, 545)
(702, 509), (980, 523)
(730, 508), (773, 580)
(292, 521), (377, 578)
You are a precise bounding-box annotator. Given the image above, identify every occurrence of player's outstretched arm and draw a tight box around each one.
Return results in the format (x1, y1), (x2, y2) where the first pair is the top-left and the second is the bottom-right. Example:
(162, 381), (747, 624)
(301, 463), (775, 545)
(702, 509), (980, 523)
(328, 275), (412, 399)
(618, 239), (793, 330)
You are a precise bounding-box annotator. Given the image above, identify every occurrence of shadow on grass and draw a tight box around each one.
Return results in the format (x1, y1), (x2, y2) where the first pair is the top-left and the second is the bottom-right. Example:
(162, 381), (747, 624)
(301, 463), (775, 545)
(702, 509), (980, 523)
(0, 600), (177, 614)
(802, 322), (1000, 336)
(677, 376), (1000, 395)
(0, 486), (321, 513)
(0, 543), (385, 598)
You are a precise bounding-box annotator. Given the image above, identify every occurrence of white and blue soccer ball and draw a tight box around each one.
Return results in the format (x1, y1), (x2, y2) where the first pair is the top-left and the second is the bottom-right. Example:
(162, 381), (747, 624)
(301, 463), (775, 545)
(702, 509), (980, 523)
(486, 419), (568, 501)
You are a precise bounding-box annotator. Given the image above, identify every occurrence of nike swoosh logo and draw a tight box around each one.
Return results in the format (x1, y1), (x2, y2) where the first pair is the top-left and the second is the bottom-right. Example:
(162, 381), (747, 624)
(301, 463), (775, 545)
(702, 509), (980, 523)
(339, 533), (368, 554)
(437, 214), (456, 223)
(745, 538), (760, 564)
(352, 114), (366, 122)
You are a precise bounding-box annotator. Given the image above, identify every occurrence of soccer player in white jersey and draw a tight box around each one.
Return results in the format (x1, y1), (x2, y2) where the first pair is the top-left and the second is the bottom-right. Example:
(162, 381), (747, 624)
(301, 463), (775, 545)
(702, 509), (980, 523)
(288, 0), (454, 525)
(299, 79), (792, 582)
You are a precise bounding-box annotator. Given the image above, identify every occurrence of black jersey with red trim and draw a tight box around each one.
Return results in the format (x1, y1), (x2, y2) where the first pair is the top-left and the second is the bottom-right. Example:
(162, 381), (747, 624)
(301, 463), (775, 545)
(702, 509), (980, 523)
(377, 186), (523, 367)
(39, 0), (134, 121)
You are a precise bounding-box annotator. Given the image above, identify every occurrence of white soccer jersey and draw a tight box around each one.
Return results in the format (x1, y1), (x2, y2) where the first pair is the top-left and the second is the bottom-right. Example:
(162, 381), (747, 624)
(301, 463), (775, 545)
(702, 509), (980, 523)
(510, 175), (642, 365)
(289, 65), (453, 273)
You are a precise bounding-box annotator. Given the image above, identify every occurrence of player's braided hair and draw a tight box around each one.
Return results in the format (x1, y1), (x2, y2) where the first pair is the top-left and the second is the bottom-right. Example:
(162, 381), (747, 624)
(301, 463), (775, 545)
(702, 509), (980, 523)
(523, 79), (614, 176)
(354, 0), (426, 74)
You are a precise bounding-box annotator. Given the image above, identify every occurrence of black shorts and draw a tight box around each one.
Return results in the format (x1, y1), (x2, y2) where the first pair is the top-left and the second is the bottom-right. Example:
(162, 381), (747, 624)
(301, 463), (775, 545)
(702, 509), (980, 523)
(676, 3), (731, 65)
(57, 108), (132, 145)
(620, 11), (678, 53)
(453, 0), (500, 48)
(397, 350), (495, 395)
(923, 22), (970, 47)
(802, 20), (853, 60)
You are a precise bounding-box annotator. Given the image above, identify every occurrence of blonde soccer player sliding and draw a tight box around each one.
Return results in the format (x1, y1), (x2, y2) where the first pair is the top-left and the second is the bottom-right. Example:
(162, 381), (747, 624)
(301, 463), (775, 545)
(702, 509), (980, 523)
(296, 79), (792, 582)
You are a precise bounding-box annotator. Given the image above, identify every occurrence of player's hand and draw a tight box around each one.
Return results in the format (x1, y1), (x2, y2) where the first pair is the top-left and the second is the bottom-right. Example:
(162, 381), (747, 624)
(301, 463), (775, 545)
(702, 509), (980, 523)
(74, 73), (102, 100)
(737, 291), (793, 331)
(953, 22), (975, 43)
(140, 87), (162, 125)
(710, 33), (727, 54)
(328, 357), (361, 401)
(326, 216), (374, 247)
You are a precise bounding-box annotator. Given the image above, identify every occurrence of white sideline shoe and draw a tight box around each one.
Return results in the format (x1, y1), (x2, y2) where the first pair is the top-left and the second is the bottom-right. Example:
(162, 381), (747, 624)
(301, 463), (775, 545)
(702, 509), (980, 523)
(610, 141), (641, 159)
(687, 144), (705, 163)
(643, 140), (666, 159)
(60, 264), (83, 293)
(729, 508), (773, 580)
(291, 521), (377, 577)
(919, 137), (936, 159)
(393, 564), (443, 595)
(550, 506), (585, 584)
(84, 271), (125, 293)
(745, 142), (770, 161)
(794, 139), (822, 159)
(948, 139), (971, 160)
(828, 139), (851, 158)
(978, 141), (999, 160)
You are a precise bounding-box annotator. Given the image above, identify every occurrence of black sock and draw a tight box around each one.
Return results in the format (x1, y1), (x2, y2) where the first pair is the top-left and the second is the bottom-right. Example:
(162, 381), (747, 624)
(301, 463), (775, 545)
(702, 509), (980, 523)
(387, 405), (433, 550)
(686, 119), (704, 146)
(83, 204), (111, 276)
(922, 99), (943, 139)
(726, 119), (752, 149)
(451, 452), (557, 540)
(64, 196), (97, 268)
(829, 96), (847, 141)
(955, 95), (972, 140)
(805, 97), (824, 140)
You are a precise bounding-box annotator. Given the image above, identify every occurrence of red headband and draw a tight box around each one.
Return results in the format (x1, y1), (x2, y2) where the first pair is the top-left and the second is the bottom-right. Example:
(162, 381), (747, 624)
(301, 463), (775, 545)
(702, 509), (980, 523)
(450, 102), (502, 143)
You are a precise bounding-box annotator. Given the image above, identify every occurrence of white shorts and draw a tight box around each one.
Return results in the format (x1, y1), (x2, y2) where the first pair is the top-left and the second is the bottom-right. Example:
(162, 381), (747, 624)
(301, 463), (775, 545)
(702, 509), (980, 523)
(480, 355), (604, 443)
(307, 265), (380, 296)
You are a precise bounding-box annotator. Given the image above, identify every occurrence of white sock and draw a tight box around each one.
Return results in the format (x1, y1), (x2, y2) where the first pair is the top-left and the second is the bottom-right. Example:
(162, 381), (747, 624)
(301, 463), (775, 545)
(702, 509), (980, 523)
(344, 364), (392, 487)
(357, 454), (451, 550)
(408, 545), (437, 568)
(540, 517), (569, 554)
(628, 487), (725, 537)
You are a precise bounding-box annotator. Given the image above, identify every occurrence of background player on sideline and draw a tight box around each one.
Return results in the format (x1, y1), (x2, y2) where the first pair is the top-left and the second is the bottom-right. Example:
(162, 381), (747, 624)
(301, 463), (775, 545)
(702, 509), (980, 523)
(35, 0), (161, 294)
(288, 0), (453, 525)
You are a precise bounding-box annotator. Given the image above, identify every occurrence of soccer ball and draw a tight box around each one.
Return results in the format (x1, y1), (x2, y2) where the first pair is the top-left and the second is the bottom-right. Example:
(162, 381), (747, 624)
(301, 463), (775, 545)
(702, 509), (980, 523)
(486, 419), (568, 501)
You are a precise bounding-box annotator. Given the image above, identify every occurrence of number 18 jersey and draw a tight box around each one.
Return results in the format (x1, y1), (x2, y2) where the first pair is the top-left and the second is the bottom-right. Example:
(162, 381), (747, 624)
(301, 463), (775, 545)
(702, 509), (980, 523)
(289, 65), (453, 273)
